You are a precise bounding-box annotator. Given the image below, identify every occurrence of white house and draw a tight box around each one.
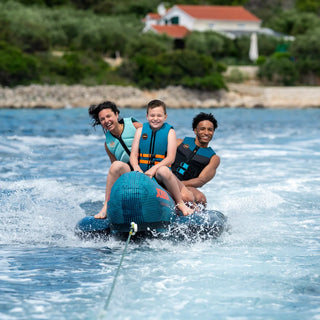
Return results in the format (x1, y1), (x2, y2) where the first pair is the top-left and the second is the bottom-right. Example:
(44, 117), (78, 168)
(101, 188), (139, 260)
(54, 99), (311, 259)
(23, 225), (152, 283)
(143, 12), (162, 30)
(143, 5), (262, 39)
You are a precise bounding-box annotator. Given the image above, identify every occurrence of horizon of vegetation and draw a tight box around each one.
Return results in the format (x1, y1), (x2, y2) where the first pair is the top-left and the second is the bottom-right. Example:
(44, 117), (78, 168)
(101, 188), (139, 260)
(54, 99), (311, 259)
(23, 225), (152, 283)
(0, 0), (319, 89)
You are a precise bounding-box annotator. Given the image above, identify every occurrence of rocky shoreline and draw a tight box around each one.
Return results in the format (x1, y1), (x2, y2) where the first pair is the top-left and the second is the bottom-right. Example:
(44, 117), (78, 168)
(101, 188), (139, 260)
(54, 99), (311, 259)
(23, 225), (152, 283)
(0, 83), (320, 109)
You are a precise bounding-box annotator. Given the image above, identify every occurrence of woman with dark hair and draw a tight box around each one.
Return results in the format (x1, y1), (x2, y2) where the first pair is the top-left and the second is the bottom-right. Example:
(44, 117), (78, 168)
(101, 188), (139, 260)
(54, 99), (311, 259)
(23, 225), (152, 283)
(88, 101), (142, 218)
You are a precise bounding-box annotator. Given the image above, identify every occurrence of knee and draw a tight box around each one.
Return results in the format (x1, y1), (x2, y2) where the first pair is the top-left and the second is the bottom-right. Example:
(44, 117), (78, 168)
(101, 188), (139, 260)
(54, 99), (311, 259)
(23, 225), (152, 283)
(109, 161), (129, 174)
(109, 161), (122, 172)
(155, 166), (170, 180)
(181, 188), (194, 203)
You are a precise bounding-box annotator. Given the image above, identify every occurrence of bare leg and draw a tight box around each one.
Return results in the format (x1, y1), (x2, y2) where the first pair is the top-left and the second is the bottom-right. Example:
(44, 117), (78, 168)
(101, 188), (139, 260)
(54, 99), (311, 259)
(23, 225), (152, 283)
(187, 187), (207, 207)
(178, 181), (195, 204)
(95, 161), (131, 219)
(155, 166), (194, 216)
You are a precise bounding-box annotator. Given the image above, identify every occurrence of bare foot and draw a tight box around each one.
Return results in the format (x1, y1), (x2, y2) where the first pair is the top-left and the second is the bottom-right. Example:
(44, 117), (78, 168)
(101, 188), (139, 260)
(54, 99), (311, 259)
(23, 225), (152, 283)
(177, 202), (194, 216)
(94, 210), (107, 219)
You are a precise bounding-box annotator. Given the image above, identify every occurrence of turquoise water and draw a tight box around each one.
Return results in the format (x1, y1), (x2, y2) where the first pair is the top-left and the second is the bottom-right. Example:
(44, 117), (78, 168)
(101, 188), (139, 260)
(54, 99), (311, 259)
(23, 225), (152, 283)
(0, 107), (319, 320)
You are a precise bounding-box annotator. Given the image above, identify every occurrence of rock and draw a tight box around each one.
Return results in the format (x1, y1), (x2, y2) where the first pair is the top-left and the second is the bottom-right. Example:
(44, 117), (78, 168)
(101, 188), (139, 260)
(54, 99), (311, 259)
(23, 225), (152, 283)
(0, 84), (319, 109)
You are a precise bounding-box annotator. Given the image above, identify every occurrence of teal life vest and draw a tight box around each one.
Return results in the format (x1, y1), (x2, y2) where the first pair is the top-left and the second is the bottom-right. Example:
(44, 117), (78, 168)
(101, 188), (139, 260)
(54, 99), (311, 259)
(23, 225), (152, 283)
(105, 117), (138, 163)
(172, 137), (216, 181)
(138, 122), (173, 172)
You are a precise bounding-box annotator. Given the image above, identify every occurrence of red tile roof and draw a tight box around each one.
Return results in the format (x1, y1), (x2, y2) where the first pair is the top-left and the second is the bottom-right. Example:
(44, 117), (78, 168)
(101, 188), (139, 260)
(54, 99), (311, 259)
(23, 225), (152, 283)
(147, 13), (161, 20)
(176, 5), (261, 22)
(151, 25), (190, 39)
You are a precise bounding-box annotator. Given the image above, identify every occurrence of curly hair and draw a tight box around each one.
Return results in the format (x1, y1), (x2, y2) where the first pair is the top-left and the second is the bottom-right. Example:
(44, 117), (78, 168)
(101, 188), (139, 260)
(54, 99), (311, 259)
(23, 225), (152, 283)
(192, 112), (218, 130)
(88, 101), (120, 127)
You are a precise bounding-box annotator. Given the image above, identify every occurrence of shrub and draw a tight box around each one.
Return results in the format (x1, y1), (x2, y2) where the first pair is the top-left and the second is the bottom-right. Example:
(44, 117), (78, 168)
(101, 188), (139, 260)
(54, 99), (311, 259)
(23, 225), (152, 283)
(185, 31), (233, 59)
(295, 0), (320, 14)
(224, 68), (246, 83)
(266, 10), (320, 36)
(0, 41), (39, 86)
(257, 35), (287, 57)
(256, 56), (266, 66)
(119, 50), (226, 90)
(125, 33), (173, 58)
(182, 74), (227, 91)
(1, 1), (51, 52)
(258, 53), (298, 85)
(37, 51), (110, 85)
(72, 15), (141, 54)
(290, 28), (320, 76)
(233, 36), (250, 62)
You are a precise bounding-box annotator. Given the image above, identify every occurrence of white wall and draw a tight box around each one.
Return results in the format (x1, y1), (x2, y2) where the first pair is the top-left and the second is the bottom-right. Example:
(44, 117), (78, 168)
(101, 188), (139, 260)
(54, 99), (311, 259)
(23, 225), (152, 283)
(160, 6), (195, 30)
(144, 16), (160, 29)
(193, 20), (261, 32)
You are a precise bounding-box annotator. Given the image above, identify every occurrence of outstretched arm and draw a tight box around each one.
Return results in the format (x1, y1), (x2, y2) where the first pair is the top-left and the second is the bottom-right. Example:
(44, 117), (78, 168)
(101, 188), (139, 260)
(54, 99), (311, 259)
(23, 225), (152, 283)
(182, 154), (220, 188)
(133, 122), (143, 129)
(130, 127), (143, 172)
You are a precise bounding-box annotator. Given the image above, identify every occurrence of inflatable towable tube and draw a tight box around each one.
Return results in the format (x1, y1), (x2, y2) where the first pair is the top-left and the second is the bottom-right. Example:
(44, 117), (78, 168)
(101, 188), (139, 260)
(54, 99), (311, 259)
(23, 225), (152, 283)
(75, 171), (227, 240)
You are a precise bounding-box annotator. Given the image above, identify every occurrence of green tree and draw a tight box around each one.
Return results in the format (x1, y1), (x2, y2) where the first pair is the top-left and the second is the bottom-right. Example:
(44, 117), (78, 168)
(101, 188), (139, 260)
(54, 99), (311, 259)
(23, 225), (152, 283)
(295, 0), (320, 14)
(125, 33), (173, 58)
(37, 51), (110, 85)
(258, 52), (298, 85)
(0, 1), (51, 52)
(185, 31), (232, 59)
(120, 50), (226, 90)
(257, 34), (286, 56)
(266, 10), (320, 36)
(289, 27), (320, 84)
(0, 41), (39, 86)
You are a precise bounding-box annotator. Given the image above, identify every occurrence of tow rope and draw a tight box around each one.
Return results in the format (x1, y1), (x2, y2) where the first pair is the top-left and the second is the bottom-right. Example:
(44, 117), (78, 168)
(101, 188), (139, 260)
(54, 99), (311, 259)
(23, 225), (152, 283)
(99, 222), (138, 319)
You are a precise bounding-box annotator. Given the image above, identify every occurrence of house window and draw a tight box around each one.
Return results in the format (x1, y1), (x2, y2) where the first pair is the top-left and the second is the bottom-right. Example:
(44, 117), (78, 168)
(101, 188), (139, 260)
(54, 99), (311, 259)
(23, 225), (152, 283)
(208, 23), (215, 29)
(237, 23), (245, 28)
(171, 16), (179, 25)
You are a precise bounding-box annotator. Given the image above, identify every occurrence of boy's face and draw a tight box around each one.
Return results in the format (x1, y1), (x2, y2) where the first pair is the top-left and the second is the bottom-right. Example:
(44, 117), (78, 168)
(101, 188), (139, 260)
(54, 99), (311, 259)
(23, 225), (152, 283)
(146, 106), (167, 130)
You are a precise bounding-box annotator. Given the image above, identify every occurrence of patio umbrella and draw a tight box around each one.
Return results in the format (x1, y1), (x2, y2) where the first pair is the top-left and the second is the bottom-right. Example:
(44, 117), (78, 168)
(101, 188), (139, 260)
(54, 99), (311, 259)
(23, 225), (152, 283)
(249, 32), (258, 62)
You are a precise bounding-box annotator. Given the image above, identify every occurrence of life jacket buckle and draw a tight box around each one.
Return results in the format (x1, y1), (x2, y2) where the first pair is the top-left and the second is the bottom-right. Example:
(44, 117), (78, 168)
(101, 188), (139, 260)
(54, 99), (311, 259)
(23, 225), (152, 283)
(177, 162), (189, 175)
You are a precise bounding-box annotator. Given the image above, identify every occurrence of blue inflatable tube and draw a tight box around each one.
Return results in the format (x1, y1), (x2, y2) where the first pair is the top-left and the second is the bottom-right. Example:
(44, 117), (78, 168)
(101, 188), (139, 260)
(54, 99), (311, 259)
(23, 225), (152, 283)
(75, 171), (227, 241)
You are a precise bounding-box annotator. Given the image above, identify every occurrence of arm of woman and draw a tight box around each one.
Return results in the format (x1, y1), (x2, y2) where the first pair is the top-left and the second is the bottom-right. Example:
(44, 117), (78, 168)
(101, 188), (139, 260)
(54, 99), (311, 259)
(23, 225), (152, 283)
(129, 127), (143, 172)
(105, 142), (117, 163)
(133, 122), (143, 129)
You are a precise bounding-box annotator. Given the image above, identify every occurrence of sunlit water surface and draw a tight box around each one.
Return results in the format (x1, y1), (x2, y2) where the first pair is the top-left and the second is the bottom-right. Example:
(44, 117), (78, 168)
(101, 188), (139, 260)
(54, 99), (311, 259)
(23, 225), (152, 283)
(0, 107), (319, 320)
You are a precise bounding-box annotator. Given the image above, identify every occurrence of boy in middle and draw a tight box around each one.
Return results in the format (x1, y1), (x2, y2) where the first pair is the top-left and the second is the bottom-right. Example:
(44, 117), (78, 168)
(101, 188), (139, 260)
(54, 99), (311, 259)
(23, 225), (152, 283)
(130, 99), (193, 216)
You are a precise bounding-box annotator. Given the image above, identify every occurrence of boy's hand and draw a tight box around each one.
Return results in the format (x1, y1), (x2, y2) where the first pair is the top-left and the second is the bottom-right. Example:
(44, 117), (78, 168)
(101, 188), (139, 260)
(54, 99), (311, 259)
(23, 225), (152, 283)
(145, 167), (156, 178)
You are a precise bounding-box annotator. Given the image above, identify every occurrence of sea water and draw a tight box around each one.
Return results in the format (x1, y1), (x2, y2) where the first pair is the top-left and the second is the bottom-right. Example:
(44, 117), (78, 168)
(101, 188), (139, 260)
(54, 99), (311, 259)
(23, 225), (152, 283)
(0, 107), (319, 320)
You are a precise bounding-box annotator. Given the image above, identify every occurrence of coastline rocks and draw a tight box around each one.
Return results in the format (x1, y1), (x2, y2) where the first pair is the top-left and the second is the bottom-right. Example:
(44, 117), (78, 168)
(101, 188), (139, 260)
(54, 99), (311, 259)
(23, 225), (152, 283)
(0, 84), (319, 109)
(226, 84), (320, 109)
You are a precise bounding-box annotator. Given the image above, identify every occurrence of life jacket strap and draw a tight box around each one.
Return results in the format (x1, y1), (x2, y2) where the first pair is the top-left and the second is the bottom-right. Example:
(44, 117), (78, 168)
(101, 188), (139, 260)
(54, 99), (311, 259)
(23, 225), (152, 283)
(139, 159), (171, 167)
(139, 153), (165, 159)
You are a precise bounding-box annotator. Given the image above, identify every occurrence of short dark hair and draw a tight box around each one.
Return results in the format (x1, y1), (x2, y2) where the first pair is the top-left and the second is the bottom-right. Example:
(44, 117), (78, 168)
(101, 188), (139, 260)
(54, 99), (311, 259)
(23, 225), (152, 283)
(147, 99), (167, 114)
(192, 112), (218, 130)
(88, 101), (120, 127)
